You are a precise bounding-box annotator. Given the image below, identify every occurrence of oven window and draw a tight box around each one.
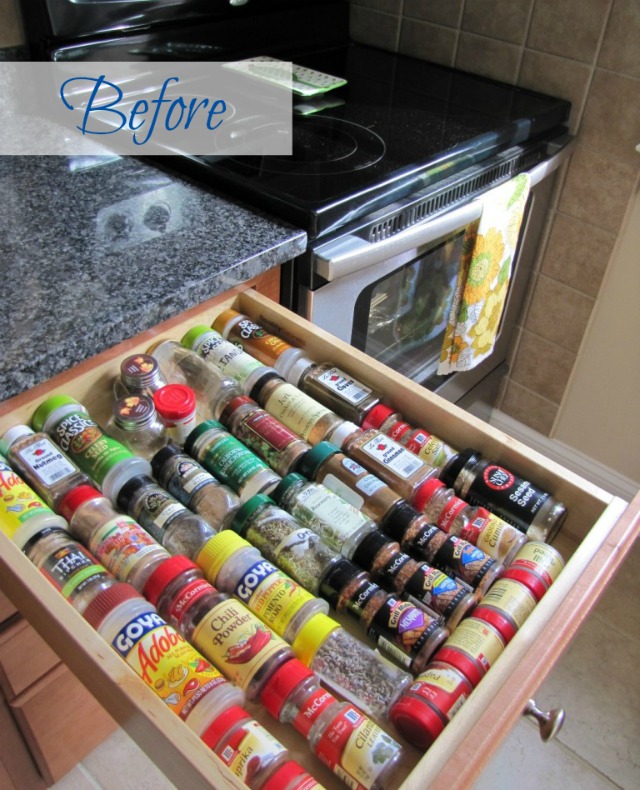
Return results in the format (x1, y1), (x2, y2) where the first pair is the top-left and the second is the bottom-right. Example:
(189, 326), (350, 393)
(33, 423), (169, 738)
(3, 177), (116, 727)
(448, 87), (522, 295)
(352, 231), (464, 383)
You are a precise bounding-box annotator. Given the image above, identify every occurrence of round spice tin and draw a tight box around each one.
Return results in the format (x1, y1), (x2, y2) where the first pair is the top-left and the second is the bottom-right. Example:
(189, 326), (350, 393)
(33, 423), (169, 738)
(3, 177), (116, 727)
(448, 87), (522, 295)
(502, 541), (564, 601)
(432, 617), (505, 687)
(473, 577), (537, 643)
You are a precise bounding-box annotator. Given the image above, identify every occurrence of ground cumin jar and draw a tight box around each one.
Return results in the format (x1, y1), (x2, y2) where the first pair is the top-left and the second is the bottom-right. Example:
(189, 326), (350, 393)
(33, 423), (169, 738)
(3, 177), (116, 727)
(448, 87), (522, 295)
(473, 577), (538, 643)
(431, 617), (506, 687)
(502, 541), (565, 601)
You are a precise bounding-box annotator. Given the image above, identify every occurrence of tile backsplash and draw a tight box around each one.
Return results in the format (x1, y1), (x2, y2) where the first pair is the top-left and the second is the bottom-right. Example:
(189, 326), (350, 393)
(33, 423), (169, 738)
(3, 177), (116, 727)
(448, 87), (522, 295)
(351, 0), (640, 435)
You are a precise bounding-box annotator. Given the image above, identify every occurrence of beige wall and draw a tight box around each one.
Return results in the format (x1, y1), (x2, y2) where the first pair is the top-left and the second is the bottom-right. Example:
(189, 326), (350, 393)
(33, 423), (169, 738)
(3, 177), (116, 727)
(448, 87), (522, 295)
(0, 0), (23, 48)
(351, 0), (640, 435)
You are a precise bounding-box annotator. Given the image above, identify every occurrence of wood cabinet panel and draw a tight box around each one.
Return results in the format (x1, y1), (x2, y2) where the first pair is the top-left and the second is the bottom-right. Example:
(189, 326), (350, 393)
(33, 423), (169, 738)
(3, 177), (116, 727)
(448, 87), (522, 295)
(0, 619), (61, 700)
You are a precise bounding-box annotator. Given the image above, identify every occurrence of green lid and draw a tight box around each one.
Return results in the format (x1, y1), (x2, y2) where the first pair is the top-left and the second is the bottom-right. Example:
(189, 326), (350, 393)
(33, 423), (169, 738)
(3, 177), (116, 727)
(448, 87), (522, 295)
(183, 419), (225, 455)
(230, 493), (275, 536)
(181, 325), (215, 350)
(298, 441), (341, 479)
(271, 472), (306, 504)
(31, 394), (84, 432)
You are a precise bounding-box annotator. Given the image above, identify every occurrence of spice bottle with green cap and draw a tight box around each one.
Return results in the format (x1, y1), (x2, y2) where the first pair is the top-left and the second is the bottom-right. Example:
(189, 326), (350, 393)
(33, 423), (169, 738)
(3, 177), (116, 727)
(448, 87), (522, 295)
(260, 658), (403, 790)
(220, 396), (311, 477)
(105, 394), (168, 460)
(185, 420), (281, 502)
(197, 530), (328, 643)
(31, 394), (152, 505)
(151, 443), (241, 531)
(0, 425), (90, 509)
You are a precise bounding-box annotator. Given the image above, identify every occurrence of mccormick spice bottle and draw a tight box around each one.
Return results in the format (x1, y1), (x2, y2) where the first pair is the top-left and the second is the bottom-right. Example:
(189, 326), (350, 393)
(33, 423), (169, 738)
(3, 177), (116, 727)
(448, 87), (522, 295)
(440, 448), (567, 542)
(151, 444), (241, 531)
(105, 394), (168, 460)
(153, 384), (198, 445)
(260, 761), (324, 790)
(260, 659), (403, 790)
(144, 555), (293, 701)
(0, 425), (90, 510)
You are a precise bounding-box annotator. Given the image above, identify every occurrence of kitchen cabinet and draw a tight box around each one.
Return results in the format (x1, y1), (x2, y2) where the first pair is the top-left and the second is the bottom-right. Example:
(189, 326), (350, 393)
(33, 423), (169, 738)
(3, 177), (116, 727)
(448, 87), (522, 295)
(0, 277), (637, 790)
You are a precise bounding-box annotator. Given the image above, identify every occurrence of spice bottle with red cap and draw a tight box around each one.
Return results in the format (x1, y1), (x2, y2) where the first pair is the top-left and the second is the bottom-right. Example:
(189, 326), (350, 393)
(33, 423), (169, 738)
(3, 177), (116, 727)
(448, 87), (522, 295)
(502, 541), (565, 602)
(105, 394), (168, 460)
(473, 577), (538, 643)
(260, 658), (403, 790)
(153, 384), (198, 445)
(260, 761), (325, 790)
(144, 555), (293, 701)
(431, 617), (506, 687)
(60, 484), (171, 592)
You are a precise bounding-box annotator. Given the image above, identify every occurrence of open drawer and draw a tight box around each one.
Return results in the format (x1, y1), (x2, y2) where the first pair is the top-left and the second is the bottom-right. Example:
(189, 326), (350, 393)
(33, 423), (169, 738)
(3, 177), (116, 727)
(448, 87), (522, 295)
(0, 285), (637, 790)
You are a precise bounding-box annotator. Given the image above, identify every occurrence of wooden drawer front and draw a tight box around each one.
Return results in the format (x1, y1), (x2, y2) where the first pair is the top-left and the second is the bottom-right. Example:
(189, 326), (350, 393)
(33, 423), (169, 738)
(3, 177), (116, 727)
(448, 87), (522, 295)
(0, 590), (18, 625)
(10, 663), (117, 785)
(0, 694), (45, 790)
(0, 620), (61, 700)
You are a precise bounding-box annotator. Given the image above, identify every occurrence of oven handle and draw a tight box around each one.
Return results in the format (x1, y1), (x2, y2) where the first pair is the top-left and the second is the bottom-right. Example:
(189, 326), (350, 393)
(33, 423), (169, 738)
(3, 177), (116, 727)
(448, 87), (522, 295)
(315, 148), (570, 282)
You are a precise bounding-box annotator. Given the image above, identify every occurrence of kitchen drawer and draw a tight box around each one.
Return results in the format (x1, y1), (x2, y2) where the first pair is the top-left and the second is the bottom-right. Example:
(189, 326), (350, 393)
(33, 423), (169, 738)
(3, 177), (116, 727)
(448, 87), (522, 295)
(0, 693), (45, 790)
(0, 619), (61, 699)
(0, 285), (637, 790)
(0, 589), (18, 625)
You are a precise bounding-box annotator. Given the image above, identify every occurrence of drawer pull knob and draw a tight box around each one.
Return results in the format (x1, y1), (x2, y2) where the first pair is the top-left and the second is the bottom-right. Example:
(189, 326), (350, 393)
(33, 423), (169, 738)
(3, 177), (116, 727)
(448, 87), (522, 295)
(523, 698), (565, 741)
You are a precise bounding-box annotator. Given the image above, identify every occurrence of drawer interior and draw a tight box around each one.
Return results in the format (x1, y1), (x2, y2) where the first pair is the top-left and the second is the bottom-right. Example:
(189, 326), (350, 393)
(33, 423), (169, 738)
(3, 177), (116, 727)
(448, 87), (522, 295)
(0, 288), (629, 790)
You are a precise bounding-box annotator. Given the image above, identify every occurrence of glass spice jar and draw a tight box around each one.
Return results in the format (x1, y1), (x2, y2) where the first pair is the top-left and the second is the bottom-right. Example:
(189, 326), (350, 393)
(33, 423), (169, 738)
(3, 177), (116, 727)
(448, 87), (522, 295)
(59, 484), (171, 592)
(260, 658), (403, 790)
(144, 555), (293, 701)
(230, 494), (341, 597)
(151, 443), (241, 531)
(105, 394), (168, 461)
(197, 530), (328, 643)
(117, 474), (216, 560)
(220, 396), (311, 477)
(291, 612), (412, 721)
(153, 384), (198, 445)
(271, 473), (377, 559)
(117, 353), (168, 398)
(185, 420), (281, 502)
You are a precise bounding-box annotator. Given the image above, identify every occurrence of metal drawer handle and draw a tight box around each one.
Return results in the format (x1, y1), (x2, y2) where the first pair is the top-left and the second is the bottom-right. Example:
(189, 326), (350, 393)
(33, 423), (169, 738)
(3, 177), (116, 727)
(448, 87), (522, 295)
(523, 698), (566, 742)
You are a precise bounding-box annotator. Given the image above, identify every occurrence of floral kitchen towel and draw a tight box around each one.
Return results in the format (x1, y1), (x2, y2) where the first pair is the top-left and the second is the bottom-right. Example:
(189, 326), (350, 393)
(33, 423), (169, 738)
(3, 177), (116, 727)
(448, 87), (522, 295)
(438, 173), (530, 374)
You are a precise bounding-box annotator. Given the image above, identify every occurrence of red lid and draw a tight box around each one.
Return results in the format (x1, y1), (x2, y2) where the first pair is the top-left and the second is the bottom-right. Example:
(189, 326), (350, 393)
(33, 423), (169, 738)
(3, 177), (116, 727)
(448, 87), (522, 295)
(59, 484), (103, 521)
(153, 384), (196, 420)
(388, 693), (446, 750)
(411, 477), (445, 513)
(143, 555), (202, 606)
(430, 647), (485, 688)
(261, 761), (317, 790)
(260, 658), (314, 718)
(502, 566), (547, 602)
(361, 404), (395, 431)
(473, 606), (517, 644)
(220, 395), (255, 426)
(83, 583), (144, 630)
(201, 705), (251, 750)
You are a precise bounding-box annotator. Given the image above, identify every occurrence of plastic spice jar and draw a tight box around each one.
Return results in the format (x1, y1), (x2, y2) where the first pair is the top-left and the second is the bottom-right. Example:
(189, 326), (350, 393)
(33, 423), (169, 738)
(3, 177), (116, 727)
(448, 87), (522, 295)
(185, 420), (281, 502)
(260, 760), (325, 790)
(105, 394), (168, 460)
(182, 325), (282, 401)
(153, 384), (198, 445)
(60, 484), (171, 592)
(31, 394), (152, 505)
(502, 541), (565, 602)
(271, 473), (377, 559)
(431, 617), (506, 687)
(320, 558), (449, 674)
(83, 582), (242, 735)
(473, 577), (538, 643)
(0, 425), (90, 510)
(201, 704), (290, 789)
(118, 353), (168, 397)
(231, 494), (341, 597)
(291, 612), (412, 721)
(151, 443), (241, 531)
(145, 556), (293, 702)
(197, 530), (328, 643)
(261, 658), (403, 790)
(294, 362), (382, 426)
(440, 449), (567, 542)
(257, 378), (360, 449)
(117, 475), (216, 560)
(221, 396), (311, 477)
(362, 404), (458, 470)
(389, 661), (473, 749)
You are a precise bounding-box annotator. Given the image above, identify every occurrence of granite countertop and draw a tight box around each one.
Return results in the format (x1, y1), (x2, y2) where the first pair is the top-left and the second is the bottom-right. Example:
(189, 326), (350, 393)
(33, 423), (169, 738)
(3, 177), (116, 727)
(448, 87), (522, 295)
(0, 155), (307, 402)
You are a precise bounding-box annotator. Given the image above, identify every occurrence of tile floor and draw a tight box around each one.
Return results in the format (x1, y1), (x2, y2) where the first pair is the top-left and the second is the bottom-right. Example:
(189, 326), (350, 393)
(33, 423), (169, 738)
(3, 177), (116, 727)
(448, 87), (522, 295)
(50, 542), (640, 790)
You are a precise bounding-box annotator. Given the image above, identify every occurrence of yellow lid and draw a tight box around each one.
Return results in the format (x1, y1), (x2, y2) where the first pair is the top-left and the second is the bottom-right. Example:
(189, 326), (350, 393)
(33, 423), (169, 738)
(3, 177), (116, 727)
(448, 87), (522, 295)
(212, 308), (242, 337)
(197, 531), (251, 584)
(291, 612), (340, 667)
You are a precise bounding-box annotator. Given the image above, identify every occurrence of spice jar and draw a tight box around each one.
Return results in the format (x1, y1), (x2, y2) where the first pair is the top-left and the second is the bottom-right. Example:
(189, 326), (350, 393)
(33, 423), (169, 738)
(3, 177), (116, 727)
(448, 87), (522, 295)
(230, 494), (341, 596)
(361, 404), (457, 470)
(342, 429), (439, 504)
(182, 325), (282, 400)
(197, 530), (328, 642)
(431, 617), (506, 687)
(84, 582), (243, 735)
(153, 384), (197, 445)
(105, 394), (168, 460)
(440, 448), (567, 542)
(293, 361), (382, 425)
(118, 353), (168, 397)
(60, 484), (171, 592)
(221, 396), (311, 477)
(502, 541), (565, 601)
(271, 473), (377, 558)
(260, 761), (324, 790)
(473, 577), (538, 643)
(144, 555), (293, 701)
(260, 659), (403, 790)
(321, 558), (449, 674)
(257, 378), (360, 449)
(31, 394), (152, 505)
(151, 443), (241, 531)
(291, 612), (412, 721)
(0, 425), (90, 510)
(185, 420), (281, 502)
(117, 475), (216, 560)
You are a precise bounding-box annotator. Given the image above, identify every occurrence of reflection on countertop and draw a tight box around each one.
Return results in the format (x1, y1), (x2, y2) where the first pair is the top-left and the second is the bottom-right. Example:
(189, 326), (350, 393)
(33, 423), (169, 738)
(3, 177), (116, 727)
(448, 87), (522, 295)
(0, 155), (307, 401)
